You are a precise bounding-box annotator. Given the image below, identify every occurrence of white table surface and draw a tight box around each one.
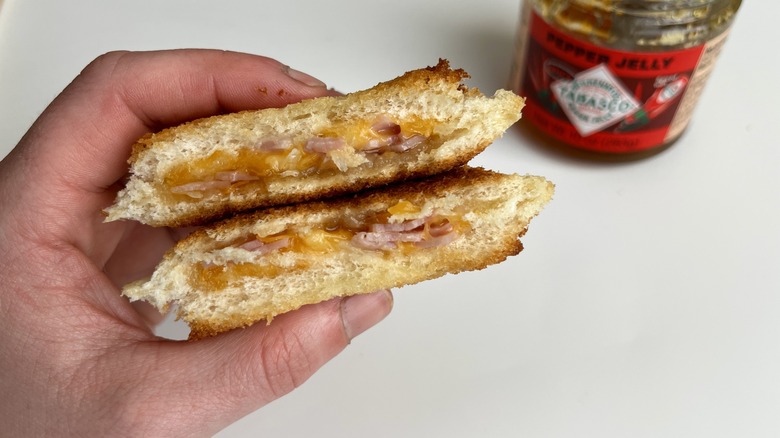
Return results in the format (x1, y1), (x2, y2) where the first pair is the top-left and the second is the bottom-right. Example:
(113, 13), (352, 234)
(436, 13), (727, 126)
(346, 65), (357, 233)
(1, 1), (778, 437)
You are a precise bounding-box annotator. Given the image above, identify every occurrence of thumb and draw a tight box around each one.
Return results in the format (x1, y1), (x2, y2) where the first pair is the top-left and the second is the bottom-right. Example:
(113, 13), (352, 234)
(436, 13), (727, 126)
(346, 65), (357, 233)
(138, 290), (392, 436)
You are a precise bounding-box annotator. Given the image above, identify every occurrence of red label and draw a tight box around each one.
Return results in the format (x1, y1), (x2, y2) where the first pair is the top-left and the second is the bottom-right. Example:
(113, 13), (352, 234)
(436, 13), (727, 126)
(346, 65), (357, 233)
(519, 10), (706, 153)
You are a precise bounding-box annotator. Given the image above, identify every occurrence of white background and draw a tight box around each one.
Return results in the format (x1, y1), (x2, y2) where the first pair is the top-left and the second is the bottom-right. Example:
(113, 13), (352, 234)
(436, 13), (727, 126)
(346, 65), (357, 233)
(1, 1), (778, 437)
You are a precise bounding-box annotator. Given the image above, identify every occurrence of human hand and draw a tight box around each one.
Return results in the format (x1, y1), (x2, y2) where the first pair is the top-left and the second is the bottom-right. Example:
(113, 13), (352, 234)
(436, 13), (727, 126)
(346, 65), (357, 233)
(0, 49), (393, 436)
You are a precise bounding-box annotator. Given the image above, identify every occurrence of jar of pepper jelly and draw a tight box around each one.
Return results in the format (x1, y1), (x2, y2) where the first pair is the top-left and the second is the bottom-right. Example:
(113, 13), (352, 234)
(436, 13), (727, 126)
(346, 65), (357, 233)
(509, 0), (742, 159)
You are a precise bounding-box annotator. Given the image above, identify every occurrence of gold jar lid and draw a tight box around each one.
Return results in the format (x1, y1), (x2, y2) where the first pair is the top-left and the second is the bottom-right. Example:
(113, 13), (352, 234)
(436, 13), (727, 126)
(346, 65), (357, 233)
(538, 0), (742, 51)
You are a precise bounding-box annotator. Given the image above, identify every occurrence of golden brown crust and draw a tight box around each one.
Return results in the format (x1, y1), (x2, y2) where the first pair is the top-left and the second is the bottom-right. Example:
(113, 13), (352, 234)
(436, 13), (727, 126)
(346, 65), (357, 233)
(369, 58), (469, 95)
(189, 316), (263, 340)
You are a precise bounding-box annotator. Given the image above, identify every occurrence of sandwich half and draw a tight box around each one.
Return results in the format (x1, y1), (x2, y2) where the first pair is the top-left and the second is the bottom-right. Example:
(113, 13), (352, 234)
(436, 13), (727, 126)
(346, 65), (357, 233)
(104, 60), (525, 226)
(123, 167), (554, 339)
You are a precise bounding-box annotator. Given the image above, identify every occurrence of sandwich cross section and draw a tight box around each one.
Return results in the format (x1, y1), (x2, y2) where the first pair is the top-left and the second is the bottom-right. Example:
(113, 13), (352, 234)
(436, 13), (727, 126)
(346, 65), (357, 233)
(122, 167), (554, 339)
(104, 60), (525, 227)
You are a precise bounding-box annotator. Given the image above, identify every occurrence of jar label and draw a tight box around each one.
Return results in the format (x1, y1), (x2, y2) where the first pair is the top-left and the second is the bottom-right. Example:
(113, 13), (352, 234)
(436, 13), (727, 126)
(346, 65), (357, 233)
(550, 64), (640, 137)
(511, 7), (726, 154)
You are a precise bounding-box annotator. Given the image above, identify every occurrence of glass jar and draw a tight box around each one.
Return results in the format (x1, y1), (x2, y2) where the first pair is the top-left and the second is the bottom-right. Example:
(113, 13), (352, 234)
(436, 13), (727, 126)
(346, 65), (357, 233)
(509, 0), (742, 160)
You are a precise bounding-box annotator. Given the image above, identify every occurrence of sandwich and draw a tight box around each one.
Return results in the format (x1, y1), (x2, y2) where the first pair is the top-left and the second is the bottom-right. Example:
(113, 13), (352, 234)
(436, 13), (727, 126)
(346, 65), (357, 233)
(104, 59), (525, 227)
(123, 167), (554, 339)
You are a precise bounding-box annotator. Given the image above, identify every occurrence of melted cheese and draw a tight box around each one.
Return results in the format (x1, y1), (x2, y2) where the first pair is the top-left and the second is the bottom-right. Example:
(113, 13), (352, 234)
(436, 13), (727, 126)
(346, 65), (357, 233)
(387, 200), (422, 216)
(165, 116), (436, 189)
(165, 146), (323, 188)
(191, 201), (469, 291)
(196, 262), (288, 291)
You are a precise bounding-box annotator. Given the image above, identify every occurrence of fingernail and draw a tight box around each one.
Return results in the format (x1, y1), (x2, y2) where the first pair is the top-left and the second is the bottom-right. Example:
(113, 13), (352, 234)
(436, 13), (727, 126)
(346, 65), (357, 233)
(284, 66), (327, 88)
(340, 290), (393, 341)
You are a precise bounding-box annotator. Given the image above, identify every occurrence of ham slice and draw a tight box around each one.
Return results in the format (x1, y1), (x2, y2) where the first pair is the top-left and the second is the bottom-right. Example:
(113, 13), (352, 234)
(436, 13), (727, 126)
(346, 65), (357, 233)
(351, 233), (397, 251)
(170, 180), (232, 196)
(171, 173), (256, 197)
(239, 237), (292, 254)
(304, 137), (346, 153)
(371, 115), (402, 135)
(415, 230), (458, 248)
(255, 137), (293, 152)
(214, 171), (260, 182)
(370, 218), (426, 233)
(352, 215), (460, 251)
(427, 221), (454, 237)
(387, 135), (425, 153)
(363, 135), (399, 153)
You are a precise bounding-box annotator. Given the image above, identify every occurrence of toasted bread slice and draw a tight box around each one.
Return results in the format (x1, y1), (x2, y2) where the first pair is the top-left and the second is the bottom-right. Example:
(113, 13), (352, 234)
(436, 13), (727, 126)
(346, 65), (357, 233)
(104, 60), (525, 227)
(123, 167), (554, 339)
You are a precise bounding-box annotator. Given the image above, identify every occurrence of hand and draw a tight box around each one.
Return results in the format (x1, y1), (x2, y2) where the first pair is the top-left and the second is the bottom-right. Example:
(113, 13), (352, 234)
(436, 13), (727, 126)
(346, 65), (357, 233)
(0, 49), (393, 436)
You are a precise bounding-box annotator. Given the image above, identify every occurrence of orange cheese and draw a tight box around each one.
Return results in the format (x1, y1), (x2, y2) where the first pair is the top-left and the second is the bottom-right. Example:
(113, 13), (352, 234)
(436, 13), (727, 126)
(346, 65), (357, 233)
(387, 200), (422, 216)
(165, 117), (436, 189)
(196, 262), (288, 291)
(190, 200), (470, 291)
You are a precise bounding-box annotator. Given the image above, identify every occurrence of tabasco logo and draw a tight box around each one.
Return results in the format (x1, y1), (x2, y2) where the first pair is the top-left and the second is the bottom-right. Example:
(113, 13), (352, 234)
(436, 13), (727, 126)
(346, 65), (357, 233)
(550, 64), (640, 137)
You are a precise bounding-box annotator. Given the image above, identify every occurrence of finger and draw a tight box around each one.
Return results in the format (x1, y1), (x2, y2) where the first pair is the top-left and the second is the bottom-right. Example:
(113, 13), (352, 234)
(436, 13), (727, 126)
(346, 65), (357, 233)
(103, 223), (199, 286)
(131, 301), (167, 329)
(141, 290), (393, 436)
(102, 222), (175, 286)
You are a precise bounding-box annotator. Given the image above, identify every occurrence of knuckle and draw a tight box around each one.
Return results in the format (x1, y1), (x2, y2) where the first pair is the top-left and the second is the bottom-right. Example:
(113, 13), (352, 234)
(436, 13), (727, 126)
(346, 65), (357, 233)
(80, 50), (131, 79)
(251, 329), (315, 399)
